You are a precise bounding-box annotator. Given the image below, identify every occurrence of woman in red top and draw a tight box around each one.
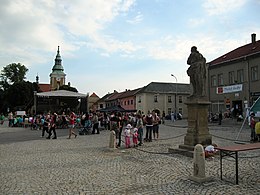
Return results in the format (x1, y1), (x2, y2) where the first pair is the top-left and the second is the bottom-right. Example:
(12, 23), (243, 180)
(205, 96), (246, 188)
(68, 112), (77, 139)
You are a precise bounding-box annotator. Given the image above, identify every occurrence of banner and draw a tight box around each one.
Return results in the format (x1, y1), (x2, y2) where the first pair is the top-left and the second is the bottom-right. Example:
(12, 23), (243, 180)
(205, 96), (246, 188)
(217, 84), (243, 94)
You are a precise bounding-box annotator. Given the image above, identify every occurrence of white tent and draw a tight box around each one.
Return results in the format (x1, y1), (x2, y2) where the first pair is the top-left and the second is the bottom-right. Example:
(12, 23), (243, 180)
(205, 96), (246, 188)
(235, 96), (260, 143)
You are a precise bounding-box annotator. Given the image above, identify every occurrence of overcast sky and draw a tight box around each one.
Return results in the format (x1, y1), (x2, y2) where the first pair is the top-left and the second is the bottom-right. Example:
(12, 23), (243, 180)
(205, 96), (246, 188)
(1, 0), (259, 97)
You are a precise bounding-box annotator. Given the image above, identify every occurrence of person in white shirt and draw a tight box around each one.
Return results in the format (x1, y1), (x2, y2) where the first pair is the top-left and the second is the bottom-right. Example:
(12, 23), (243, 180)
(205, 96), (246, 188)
(124, 124), (132, 148)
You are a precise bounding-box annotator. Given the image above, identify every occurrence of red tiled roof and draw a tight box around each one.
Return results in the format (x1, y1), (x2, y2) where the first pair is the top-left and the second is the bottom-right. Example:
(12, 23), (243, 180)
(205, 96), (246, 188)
(90, 92), (99, 98)
(38, 84), (51, 92)
(107, 91), (123, 101)
(118, 88), (141, 98)
(208, 40), (260, 66)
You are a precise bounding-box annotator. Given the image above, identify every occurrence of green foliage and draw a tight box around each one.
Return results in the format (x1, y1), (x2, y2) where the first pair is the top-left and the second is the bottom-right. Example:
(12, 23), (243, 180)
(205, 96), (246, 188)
(0, 63), (38, 113)
(1, 63), (28, 84)
(4, 81), (38, 112)
(58, 85), (78, 92)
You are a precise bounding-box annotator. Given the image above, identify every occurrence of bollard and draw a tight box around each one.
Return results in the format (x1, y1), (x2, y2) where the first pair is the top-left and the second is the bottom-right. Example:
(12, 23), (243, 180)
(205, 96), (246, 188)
(109, 130), (116, 149)
(189, 144), (211, 183)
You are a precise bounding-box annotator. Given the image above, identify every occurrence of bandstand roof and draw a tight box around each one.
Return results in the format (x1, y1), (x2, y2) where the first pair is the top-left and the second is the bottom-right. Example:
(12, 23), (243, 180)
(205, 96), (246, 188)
(36, 90), (87, 98)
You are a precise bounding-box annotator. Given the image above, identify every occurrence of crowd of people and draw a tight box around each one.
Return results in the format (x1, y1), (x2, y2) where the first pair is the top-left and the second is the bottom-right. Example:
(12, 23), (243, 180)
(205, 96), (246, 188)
(4, 110), (163, 147)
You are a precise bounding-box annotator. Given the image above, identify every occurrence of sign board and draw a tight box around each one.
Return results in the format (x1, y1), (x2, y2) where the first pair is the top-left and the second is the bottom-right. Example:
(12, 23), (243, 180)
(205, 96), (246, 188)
(217, 84), (243, 94)
(225, 99), (230, 105)
(16, 111), (26, 116)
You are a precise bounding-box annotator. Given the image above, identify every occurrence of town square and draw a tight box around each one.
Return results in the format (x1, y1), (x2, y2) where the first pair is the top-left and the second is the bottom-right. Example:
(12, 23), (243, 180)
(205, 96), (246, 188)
(1, 1), (260, 194)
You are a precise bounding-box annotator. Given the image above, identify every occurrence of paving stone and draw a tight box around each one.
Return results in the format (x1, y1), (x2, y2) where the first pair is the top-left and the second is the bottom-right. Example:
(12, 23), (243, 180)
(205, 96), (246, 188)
(0, 119), (259, 194)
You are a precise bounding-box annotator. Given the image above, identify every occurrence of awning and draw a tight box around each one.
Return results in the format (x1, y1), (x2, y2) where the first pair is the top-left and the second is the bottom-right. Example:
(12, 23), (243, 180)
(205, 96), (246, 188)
(98, 105), (136, 112)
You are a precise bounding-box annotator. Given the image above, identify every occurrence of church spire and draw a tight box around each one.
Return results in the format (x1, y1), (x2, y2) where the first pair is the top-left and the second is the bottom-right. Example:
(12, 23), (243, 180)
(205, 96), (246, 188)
(50, 46), (66, 91)
(36, 73), (39, 84)
(52, 45), (63, 71)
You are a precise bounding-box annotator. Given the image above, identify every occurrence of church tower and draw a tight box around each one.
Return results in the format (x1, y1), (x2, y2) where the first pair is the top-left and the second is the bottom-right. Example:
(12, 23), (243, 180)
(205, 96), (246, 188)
(50, 46), (66, 90)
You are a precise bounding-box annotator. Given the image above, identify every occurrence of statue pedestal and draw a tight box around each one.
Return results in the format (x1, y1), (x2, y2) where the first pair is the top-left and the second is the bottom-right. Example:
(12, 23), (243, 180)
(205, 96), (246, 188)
(169, 97), (212, 157)
(180, 97), (212, 150)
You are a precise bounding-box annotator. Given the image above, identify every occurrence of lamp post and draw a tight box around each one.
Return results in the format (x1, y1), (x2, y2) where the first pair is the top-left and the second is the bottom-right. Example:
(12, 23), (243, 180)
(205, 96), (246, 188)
(171, 74), (178, 114)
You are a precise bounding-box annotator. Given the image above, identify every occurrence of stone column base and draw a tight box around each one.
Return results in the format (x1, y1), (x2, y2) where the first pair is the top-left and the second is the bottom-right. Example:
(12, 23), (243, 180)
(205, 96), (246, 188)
(184, 97), (212, 147)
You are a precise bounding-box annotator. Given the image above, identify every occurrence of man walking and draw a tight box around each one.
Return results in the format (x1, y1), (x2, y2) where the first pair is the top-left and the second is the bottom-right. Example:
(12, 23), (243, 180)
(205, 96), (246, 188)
(92, 113), (99, 134)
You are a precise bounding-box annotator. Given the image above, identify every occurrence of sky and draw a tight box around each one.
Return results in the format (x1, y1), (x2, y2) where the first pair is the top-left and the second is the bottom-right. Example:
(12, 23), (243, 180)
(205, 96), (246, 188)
(1, 0), (260, 97)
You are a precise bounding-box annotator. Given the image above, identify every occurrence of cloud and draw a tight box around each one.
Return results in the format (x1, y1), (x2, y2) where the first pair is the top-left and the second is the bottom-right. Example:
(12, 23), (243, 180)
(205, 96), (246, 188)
(144, 34), (249, 63)
(202, 0), (247, 15)
(127, 12), (143, 24)
(86, 34), (141, 55)
(0, 0), (136, 67)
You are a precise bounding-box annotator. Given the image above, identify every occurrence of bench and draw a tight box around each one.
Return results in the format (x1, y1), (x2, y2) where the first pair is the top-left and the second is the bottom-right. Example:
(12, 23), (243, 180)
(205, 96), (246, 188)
(216, 143), (260, 184)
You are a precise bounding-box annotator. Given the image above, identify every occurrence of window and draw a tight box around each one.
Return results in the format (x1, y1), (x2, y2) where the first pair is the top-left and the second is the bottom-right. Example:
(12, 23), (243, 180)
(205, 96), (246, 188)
(237, 69), (244, 83)
(178, 96), (183, 103)
(178, 107), (183, 114)
(128, 100), (130, 105)
(154, 95), (158, 102)
(228, 71), (235, 84)
(211, 75), (217, 87)
(131, 100), (133, 105)
(168, 96), (172, 103)
(218, 74), (224, 86)
(167, 108), (171, 115)
(251, 66), (258, 81)
(138, 96), (141, 103)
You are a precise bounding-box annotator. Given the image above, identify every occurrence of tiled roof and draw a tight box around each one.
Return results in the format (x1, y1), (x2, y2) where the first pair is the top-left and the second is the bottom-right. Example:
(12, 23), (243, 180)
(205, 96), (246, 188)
(90, 92), (99, 98)
(107, 91), (124, 101)
(208, 40), (260, 66)
(118, 88), (142, 98)
(38, 84), (51, 92)
(97, 93), (114, 102)
(138, 82), (191, 94)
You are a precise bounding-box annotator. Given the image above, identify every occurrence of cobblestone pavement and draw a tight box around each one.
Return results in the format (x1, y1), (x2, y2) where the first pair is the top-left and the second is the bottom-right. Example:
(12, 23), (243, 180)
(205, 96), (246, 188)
(0, 119), (259, 194)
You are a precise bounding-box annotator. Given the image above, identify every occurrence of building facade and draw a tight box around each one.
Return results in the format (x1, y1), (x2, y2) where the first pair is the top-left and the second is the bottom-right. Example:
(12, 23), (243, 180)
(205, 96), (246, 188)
(96, 82), (191, 118)
(135, 82), (190, 117)
(119, 89), (141, 111)
(88, 93), (100, 112)
(208, 33), (260, 116)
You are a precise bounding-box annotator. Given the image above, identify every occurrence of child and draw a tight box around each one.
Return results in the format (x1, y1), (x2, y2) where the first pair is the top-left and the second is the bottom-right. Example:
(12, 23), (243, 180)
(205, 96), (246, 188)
(205, 143), (218, 158)
(132, 126), (138, 147)
(124, 124), (132, 148)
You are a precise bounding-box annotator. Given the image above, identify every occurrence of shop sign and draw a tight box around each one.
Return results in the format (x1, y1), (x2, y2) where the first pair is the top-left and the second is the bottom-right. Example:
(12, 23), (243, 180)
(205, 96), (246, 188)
(217, 84), (243, 94)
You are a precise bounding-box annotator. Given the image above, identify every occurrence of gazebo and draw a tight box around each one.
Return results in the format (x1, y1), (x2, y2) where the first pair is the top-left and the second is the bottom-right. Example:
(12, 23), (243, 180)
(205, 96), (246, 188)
(34, 90), (88, 114)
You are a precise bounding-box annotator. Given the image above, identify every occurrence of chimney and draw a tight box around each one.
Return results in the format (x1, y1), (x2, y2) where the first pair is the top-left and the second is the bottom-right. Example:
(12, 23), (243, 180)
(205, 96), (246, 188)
(251, 33), (256, 43)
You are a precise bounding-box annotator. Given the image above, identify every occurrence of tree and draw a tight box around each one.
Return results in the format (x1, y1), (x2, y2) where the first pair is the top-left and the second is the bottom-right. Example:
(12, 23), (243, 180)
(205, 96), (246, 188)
(0, 63), (28, 84)
(58, 85), (78, 92)
(5, 81), (39, 112)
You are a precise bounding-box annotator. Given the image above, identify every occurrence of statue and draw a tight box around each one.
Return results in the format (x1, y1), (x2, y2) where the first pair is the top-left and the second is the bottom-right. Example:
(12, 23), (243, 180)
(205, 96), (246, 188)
(187, 46), (207, 97)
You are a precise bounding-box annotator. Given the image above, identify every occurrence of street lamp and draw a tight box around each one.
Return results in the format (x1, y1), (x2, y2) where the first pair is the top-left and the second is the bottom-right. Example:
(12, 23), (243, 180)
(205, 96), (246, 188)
(171, 74), (177, 114)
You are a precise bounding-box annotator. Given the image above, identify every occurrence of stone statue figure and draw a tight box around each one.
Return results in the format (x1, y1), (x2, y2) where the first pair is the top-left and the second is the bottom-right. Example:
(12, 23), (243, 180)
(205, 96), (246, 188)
(187, 46), (207, 97)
